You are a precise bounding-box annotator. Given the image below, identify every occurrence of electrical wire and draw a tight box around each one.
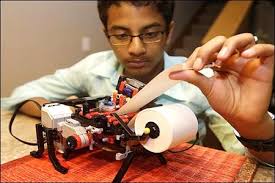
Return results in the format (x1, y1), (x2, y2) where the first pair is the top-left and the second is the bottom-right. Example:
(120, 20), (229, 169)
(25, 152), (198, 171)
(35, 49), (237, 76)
(9, 100), (42, 146)
(168, 132), (199, 153)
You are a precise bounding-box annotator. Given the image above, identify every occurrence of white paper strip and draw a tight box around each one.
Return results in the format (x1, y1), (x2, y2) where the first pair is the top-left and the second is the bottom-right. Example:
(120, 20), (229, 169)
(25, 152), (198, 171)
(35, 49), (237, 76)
(116, 63), (214, 115)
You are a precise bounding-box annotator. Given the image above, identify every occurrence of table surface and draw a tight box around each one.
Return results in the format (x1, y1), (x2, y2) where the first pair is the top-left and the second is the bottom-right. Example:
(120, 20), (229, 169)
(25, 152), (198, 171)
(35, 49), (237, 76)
(1, 109), (274, 182)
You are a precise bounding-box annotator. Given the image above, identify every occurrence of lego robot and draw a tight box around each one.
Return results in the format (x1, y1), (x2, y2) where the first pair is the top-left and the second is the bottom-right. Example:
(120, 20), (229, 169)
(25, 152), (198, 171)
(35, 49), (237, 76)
(30, 76), (166, 183)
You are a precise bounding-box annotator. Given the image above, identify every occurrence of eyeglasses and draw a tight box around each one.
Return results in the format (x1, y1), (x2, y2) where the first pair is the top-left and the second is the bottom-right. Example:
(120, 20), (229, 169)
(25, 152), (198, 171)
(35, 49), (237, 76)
(107, 31), (165, 46)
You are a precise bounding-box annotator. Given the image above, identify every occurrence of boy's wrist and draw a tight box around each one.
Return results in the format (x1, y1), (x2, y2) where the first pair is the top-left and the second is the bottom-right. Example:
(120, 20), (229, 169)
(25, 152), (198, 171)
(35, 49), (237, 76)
(233, 112), (274, 140)
(234, 129), (274, 152)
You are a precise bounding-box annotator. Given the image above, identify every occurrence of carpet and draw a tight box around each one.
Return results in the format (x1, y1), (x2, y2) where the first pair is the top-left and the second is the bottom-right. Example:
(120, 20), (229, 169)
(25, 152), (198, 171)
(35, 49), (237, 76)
(1, 143), (257, 182)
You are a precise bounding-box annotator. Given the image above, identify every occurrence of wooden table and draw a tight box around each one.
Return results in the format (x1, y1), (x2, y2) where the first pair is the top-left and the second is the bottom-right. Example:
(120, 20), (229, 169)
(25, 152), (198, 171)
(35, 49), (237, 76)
(1, 110), (274, 182)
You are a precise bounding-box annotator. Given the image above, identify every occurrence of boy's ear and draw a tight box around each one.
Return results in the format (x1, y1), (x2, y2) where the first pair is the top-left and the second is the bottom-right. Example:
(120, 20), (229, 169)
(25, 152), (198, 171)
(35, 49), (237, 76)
(165, 21), (175, 50)
(102, 27), (108, 37)
(103, 27), (112, 45)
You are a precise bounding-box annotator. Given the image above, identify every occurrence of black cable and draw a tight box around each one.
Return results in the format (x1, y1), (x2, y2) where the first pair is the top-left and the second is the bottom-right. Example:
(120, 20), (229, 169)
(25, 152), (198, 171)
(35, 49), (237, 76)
(168, 132), (200, 153)
(8, 99), (42, 146)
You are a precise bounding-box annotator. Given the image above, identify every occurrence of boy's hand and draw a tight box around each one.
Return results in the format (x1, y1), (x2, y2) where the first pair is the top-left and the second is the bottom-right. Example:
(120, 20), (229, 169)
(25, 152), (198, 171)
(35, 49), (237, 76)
(169, 33), (274, 139)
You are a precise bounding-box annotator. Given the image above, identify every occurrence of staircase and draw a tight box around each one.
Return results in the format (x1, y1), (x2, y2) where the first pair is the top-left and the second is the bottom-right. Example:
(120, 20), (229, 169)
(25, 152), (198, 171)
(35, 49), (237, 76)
(172, 1), (226, 57)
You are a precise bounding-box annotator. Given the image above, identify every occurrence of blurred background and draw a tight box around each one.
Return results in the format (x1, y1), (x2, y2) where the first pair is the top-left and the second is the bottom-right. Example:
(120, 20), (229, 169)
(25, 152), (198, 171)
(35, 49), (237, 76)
(1, 0), (274, 102)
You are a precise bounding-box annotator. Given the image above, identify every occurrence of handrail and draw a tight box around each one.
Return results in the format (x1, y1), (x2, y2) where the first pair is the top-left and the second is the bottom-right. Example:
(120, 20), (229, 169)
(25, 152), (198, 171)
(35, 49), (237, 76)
(201, 0), (253, 44)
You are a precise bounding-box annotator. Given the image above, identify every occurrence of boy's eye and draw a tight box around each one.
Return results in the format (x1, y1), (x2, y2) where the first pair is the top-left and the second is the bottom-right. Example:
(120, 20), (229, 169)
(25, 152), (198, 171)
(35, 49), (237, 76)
(114, 34), (130, 40)
(143, 32), (159, 38)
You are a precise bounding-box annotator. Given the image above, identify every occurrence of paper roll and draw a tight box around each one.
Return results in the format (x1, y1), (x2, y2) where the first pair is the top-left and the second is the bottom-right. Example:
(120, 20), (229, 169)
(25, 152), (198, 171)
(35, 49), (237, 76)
(135, 103), (198, 153)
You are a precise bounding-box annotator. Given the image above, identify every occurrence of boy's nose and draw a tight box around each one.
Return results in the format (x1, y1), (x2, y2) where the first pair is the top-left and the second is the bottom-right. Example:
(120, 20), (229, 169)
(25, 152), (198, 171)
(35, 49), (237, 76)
(128, 37), (146, 56)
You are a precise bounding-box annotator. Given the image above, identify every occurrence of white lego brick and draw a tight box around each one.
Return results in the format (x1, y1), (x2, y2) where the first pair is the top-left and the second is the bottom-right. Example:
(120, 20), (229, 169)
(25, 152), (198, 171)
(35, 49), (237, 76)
(66, 118), (80, 126)
(57, 121), (66, 132)
(41, 103), (73, 128)
(61, 123), (87, 138)
(74, 126), (87, 135)
(61, 123), (76, 138)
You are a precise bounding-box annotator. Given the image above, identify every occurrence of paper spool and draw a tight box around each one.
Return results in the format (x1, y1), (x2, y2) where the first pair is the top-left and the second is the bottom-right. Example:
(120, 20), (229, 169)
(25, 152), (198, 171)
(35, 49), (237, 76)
(134, 104), (198, 153)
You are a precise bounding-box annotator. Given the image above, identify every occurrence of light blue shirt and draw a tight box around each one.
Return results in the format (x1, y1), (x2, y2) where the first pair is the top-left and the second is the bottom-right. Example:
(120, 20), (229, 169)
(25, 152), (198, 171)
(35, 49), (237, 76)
(1, 50), (244, 153)
(1, 50), (209, 113)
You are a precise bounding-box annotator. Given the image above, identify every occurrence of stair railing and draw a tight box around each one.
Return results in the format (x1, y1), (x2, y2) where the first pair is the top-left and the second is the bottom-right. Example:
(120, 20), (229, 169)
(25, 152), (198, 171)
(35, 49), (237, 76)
(201, 0), (254, 44)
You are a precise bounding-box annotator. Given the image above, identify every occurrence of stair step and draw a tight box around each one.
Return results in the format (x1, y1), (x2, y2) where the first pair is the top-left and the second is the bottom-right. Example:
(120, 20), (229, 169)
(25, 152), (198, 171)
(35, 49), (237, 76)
(191, 25), (209, 36)
(199, 3), (225, 23)
(205, 4), (224, 13)
(179, 48), (198, 57)
(171, 1), (226, 56)
(197, 15), (217, 24)
(182, 36), (202, 49)
(173, 48), (194, 57)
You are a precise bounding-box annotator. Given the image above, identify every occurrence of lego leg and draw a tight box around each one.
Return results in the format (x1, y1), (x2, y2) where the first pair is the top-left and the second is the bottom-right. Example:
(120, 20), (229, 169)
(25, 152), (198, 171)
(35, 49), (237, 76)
(30, 123), (45, 158)
(46, 129), (68, 174)
(156, 153), (167, 164)
(62, 148), (71, 160)
(112, 151), (135, 183)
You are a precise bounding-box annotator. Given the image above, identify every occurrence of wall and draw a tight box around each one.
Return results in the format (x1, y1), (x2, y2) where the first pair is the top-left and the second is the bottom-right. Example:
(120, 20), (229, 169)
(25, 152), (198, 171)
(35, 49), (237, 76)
(1, 1), (203, 97)
(1, 1), (110, 97)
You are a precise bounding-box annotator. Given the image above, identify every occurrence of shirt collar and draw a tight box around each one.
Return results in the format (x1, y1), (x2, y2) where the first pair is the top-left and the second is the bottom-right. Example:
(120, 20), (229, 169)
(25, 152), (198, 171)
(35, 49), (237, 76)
(110, 63), (123, 86)
(87, 50), (121, 85)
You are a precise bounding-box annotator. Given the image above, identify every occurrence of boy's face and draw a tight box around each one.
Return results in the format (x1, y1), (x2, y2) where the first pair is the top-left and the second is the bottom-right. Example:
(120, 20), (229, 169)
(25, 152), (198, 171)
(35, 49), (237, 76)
(105, 2), (173, 81)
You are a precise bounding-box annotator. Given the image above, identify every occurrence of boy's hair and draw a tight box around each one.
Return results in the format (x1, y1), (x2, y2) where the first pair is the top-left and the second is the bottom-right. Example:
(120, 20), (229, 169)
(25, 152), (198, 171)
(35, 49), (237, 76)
(97, 1), (175, 30)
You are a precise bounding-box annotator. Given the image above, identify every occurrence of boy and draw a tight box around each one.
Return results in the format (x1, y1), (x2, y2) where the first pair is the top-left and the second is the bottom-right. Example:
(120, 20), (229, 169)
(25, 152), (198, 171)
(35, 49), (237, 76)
(2, 1), (274, 166)
(2, 1), (210, 151)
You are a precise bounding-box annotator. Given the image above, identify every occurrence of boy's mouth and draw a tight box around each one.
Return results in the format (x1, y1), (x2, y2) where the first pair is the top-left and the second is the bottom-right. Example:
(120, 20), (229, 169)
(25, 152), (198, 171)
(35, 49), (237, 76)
(126, 58), (148, 68)
(127, 61), (146, 68)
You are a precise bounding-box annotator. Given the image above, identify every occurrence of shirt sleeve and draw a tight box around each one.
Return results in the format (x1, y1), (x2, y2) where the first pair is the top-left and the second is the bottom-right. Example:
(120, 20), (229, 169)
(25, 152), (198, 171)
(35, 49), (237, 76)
(1, 59), (89, 111)
(204, 108), (246, 154)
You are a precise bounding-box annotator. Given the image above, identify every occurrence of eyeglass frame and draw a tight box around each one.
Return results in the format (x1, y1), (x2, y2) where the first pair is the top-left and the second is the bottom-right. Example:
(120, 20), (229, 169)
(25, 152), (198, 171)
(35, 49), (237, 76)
(106, 31), (166, 46)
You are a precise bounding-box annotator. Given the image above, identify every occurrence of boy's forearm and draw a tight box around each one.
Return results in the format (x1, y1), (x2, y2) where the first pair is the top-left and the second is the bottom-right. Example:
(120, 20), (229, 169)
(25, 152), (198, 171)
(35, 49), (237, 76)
(247, 115), (274, 165)
(19, 97), (49, 118)
(234, 114), (274, 165)
(248, 149), (274, 166)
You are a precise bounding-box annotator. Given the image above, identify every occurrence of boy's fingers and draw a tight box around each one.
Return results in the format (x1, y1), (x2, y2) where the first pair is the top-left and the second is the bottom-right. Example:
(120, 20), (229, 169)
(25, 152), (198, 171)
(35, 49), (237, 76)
(241, 44), (275, 59)
(217, 33), (256, 60)
(169, 70), (213, 97)
(184, 47), (200, 68)
(193, 36), (226, 70)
